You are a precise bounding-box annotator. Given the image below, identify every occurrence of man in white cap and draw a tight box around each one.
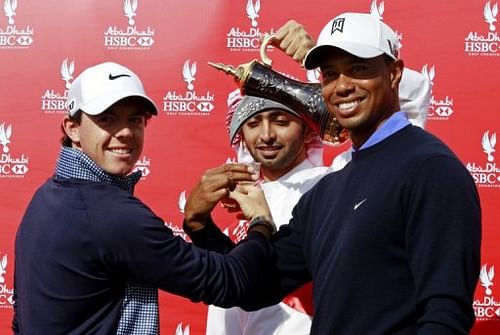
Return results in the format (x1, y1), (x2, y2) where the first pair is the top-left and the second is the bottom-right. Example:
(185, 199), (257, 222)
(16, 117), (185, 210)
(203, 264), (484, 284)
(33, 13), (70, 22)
(185, 12), (481, 334)
(185, 15), (432, 335)
(12, 61), (277, 334)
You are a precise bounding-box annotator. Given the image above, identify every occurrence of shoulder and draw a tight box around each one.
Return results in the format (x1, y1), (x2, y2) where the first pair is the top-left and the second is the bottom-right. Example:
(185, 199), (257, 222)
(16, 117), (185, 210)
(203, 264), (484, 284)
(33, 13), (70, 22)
(57, 179), (161, 232)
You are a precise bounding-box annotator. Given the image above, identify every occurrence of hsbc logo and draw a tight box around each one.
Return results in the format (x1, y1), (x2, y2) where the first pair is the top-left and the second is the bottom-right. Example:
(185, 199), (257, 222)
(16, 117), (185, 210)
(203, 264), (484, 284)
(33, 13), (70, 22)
(225, 0), (275, 52)
(466, 130), (500, 187)
(0, 254), (14, 308)
(474, 263), (500, 320)
(162, 59), (215, 116)
(0, 0), (34, 49)
(41, 58), (75, 114)
(104, 0), (155, 50)
(421, 64), (455, 120)
(133, 156), (151, 179)
(464, 1), (500, 56)
(0, 122), (29, 178)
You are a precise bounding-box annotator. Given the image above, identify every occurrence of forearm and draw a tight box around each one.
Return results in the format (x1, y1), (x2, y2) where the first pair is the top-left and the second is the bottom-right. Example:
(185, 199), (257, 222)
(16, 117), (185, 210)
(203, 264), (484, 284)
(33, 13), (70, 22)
(183, 216), (235, 253)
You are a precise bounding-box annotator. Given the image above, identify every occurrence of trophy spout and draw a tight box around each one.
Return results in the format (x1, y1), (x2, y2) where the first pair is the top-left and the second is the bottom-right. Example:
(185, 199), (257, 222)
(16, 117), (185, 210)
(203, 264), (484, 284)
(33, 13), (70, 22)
(207, 60), (260, 92)
(207, 62), (237, 77)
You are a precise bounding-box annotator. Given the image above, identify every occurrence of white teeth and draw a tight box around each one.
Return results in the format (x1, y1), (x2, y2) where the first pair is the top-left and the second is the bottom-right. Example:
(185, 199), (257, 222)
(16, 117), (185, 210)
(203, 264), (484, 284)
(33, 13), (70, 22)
(338, 100), (359, 110)
(110, 149), (131, 154)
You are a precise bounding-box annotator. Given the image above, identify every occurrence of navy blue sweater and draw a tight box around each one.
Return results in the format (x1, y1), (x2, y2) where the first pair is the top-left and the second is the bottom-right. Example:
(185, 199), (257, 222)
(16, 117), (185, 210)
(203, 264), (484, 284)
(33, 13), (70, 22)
(14, 177), (274, 334)
(191, 125), (481, 335)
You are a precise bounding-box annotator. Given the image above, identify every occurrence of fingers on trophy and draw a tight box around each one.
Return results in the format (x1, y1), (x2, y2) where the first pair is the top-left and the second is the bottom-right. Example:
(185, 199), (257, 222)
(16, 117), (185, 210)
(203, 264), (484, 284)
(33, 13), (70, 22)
(220, 162), (261, 210)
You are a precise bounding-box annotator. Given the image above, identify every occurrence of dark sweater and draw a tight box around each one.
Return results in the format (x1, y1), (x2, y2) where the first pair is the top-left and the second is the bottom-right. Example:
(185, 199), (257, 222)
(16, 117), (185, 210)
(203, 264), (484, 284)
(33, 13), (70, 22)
(191, 125), (481, 335)
(14, 177), (273, 334)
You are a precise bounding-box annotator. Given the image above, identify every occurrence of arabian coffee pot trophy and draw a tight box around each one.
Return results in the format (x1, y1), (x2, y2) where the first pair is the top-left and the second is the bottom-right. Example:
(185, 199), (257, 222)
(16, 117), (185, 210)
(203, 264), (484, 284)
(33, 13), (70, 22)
(208, 34), (348, 146)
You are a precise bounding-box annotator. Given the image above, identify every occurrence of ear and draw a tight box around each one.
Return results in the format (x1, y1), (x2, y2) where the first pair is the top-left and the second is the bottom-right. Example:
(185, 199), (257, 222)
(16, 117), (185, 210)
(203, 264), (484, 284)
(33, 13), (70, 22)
(62, 116), (81, 146)
(390, 59), (404, 90)
(303, 125), (318, 144)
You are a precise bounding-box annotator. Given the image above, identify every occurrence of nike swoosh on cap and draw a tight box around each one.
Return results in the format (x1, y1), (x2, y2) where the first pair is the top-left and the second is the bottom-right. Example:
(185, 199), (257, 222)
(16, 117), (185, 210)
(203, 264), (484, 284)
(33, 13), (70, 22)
(108, 73), (131, 80)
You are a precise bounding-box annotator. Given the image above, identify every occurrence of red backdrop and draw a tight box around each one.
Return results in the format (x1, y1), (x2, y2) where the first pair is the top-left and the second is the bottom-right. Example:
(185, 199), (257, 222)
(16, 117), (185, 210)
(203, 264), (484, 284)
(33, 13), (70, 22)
(0, 0), (499, 333)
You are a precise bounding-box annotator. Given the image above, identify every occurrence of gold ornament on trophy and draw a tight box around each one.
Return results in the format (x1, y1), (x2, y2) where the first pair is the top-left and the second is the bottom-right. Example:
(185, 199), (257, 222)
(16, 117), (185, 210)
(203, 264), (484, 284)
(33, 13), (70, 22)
(208, 34), (349, 146)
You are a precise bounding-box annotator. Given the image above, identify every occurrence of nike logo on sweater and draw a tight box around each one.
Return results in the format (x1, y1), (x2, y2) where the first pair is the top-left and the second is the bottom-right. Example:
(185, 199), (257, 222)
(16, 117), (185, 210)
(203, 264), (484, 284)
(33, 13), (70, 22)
(353, 199), (367, 210)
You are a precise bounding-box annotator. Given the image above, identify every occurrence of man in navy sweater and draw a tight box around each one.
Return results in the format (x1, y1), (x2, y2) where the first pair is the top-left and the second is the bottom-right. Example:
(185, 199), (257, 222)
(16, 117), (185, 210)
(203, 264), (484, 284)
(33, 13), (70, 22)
(185, 12), (481, 334)
(12, 61), (276, 334)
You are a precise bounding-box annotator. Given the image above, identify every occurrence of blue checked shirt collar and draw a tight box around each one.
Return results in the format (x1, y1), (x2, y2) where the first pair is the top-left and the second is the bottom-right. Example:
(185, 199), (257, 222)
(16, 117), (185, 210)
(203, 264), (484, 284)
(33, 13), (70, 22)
(54, 146), (142, 193)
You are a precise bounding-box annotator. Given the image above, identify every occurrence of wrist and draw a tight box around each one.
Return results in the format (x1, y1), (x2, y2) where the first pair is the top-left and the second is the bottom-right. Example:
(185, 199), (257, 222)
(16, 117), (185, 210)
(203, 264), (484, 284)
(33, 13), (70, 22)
(248, 215), (276, 235)
(183, 214), (211, 233)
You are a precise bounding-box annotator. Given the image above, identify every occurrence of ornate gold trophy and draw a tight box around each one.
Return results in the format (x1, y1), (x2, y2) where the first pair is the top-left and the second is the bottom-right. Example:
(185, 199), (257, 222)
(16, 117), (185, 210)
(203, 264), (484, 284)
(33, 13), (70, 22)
(208, 34), (348, 146)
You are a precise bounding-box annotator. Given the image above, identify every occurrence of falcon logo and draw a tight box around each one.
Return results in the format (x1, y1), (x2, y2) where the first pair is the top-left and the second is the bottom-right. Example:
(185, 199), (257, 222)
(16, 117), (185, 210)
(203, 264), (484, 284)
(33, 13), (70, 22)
(60, 59), (75, 89)
(480, 264), (495, 295)
(370, 0), (384, 20)
(0, 123), (12, 153)
(246, 0), (260, 27)
(482, 131), (497, 162)
(3, 0), (17, 25)
(182, 60), (197, 91)
(484, 1), (498, 31)
(123, 0), (138, 26)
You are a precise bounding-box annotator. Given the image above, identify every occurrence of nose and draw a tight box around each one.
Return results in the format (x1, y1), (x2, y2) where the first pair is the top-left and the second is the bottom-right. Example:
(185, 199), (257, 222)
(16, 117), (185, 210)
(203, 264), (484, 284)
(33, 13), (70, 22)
(334, 73), (355, 96)
(259, 121), (276, 142)
(114, 122), (134, 139)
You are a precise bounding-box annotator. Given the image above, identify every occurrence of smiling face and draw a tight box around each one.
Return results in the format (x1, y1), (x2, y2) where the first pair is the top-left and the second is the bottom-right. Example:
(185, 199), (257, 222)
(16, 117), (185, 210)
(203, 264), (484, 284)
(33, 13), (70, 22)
(319, 48), (403, 148)
(241, 109), (315, 181)
(63, 97), (150, 176)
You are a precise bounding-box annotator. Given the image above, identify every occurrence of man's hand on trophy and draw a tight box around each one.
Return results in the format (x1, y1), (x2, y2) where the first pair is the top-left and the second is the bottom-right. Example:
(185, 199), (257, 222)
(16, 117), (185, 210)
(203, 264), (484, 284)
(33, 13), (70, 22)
(273, 20), (315, 64)
(184, 163), (258, 232)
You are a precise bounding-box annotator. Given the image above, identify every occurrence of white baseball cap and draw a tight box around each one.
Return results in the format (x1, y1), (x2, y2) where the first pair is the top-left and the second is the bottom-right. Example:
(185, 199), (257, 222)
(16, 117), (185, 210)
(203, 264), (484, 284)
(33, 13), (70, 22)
(66, 62), (158, 117)
(304, 12), (400, 69)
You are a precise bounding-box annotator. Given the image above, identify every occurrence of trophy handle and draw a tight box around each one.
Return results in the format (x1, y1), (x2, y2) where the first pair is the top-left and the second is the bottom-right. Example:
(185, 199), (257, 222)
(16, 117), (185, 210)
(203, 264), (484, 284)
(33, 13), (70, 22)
(260, 34), (277, 67)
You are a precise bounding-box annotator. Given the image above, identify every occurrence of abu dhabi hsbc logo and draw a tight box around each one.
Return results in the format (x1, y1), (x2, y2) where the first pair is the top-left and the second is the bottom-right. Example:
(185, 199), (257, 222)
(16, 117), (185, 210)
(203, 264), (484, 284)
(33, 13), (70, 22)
(421, 65), (454, 120)
(0, 254), (14, 308)
(474, 264), (500, 320)
(466, 130), (500, 187)
(104, 0), (155, 49)
(133, 156), (151, 179)
(162, 59), (215, 116)
(464, 1), (499, 56)
(40, 58), (74, 114)
(0, 0), (34, 48)
(0, 122), (29, 178)
(226, 0), (275, 52)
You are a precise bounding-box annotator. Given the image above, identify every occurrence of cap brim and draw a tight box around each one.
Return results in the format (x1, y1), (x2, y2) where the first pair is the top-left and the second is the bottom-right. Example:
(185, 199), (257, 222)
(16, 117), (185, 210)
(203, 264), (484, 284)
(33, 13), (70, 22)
(304, 43), (385, 69)
(80, 91), (158, 116)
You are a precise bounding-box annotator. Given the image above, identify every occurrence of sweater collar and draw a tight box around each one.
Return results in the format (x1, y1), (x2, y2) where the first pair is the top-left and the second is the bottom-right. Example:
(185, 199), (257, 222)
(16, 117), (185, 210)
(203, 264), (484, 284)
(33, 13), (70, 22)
(54, 146), (141, 194)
